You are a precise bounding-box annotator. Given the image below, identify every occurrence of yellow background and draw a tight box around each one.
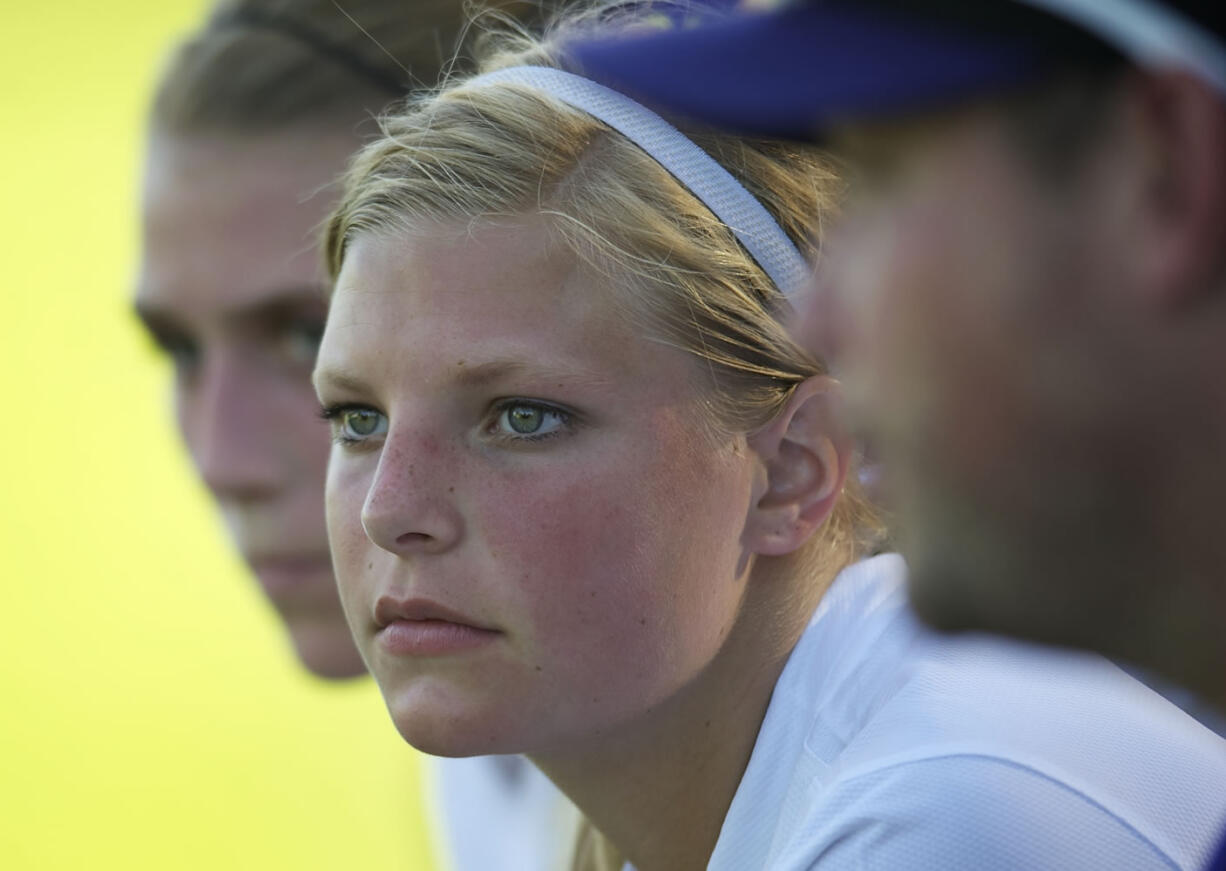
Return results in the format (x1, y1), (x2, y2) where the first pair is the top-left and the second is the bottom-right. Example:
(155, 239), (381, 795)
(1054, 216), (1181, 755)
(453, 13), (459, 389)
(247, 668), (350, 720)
(0, 2), (437, 868)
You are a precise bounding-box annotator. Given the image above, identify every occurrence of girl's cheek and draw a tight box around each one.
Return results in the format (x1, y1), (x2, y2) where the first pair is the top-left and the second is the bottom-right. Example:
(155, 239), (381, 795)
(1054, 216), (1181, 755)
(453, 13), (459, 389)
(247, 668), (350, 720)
(326, 464), (374, 565)
(480, 472), (611, 574)
(483, 469), (670, 648)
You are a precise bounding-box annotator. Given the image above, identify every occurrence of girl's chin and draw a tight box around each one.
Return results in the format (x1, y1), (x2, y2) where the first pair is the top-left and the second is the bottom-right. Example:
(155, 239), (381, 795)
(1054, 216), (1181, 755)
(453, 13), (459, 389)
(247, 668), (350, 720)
(395, 720), (523, 758)
(380, 675), (630, 759)
(386, 694), (529, 757)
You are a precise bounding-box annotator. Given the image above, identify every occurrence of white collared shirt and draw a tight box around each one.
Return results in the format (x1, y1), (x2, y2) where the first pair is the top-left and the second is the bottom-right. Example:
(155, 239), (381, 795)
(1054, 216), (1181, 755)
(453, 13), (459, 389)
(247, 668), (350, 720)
(632, 554), (1226, 870)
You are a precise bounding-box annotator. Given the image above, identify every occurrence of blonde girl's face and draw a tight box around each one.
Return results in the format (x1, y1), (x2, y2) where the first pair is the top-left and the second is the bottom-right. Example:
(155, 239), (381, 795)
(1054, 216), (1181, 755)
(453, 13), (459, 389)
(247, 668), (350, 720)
(315, 215), (761, 757)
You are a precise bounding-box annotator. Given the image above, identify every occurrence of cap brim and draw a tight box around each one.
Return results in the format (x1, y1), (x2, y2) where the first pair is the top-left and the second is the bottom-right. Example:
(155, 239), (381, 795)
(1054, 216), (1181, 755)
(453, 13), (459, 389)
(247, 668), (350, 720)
(567, 3), (1043, 140)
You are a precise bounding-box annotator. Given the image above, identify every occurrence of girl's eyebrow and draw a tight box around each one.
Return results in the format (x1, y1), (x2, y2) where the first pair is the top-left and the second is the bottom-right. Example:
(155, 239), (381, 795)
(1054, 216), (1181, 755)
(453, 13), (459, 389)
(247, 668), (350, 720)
(313, 358), (611, 398)
(452, 358), (611, 390)
(312, 365), (373, 397)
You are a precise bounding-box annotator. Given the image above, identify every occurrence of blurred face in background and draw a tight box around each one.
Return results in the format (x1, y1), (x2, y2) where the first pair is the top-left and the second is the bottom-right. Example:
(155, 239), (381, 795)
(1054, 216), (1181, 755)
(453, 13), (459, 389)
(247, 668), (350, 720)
(137, 132), (366, 679)
(801, 86), (1224, 681)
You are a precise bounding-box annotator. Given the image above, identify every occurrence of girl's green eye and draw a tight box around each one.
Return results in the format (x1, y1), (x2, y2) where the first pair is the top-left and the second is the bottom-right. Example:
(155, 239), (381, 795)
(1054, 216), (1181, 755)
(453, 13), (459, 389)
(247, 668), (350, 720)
(494, 401), (570, 441)
(344, 409), (384, 437)
(507, 404), (544, 434)
(319, 404), (387, 446)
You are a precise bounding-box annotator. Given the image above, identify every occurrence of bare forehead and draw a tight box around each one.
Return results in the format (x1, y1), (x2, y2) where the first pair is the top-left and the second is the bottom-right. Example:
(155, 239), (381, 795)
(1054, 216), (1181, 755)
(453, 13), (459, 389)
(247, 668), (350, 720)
(143, 133), (356, 238)
(830, 101), (1020, 180)
(317, 216), (683, 391)
(139, 132), (360, 312)
(145, 130), (359, 181)
(330, 217), (592, 323)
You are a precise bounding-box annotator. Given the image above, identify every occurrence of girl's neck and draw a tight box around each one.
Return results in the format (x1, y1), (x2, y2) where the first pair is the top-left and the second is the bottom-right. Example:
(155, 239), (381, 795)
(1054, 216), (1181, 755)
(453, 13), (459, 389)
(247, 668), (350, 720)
(533, 565), (830, 871)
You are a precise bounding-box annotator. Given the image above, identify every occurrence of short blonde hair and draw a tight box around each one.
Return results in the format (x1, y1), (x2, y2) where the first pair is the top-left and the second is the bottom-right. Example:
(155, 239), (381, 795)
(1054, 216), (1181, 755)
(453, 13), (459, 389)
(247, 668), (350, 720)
(326, 3), (883, 580)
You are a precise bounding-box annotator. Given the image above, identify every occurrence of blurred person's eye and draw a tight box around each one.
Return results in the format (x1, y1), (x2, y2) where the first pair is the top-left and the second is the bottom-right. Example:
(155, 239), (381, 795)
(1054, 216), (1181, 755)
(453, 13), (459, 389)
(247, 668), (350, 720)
(276, 315), (326, 367)
(254, 296), (328, 370)
(145, 324), (202, 379)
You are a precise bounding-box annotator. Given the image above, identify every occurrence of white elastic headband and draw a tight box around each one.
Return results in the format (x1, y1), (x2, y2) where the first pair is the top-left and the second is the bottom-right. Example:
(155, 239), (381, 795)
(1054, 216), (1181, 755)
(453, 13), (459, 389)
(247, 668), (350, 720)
(1019, 0), (1226, 93)
(465, 65), (811, 301)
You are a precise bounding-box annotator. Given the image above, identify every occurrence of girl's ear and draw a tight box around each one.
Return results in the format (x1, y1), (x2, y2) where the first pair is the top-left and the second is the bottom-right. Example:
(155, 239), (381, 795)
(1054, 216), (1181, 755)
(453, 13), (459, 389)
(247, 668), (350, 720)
(743, 375), (852, 556)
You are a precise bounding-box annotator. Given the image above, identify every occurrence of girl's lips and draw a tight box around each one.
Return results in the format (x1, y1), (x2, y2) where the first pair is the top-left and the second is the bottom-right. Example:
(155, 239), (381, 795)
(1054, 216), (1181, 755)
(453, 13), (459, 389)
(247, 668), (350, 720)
(373, 595), (501, 655)
(377, 619), (501, 656)
(373, 595), (495, 631)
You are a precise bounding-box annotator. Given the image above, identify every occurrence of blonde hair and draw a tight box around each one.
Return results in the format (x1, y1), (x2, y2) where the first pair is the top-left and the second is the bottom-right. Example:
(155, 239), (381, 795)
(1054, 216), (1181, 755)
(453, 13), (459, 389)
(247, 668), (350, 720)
(327, 3), (883, 578)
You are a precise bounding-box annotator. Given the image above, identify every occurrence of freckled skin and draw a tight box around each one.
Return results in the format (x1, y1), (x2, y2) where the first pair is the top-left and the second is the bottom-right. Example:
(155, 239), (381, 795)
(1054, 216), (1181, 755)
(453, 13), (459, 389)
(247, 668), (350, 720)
(318, 216), (760, 759)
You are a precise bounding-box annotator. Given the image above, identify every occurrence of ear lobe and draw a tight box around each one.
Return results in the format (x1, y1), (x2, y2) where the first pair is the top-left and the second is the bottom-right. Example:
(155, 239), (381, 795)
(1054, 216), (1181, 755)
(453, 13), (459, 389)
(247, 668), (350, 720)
(1131, 73), (1226, 308)
(744, 376), (852, 557)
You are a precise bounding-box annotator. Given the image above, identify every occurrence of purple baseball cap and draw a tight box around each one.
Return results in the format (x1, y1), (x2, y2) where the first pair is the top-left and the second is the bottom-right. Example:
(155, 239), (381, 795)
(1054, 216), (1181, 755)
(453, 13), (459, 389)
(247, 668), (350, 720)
(566, 1), (1226, 140)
